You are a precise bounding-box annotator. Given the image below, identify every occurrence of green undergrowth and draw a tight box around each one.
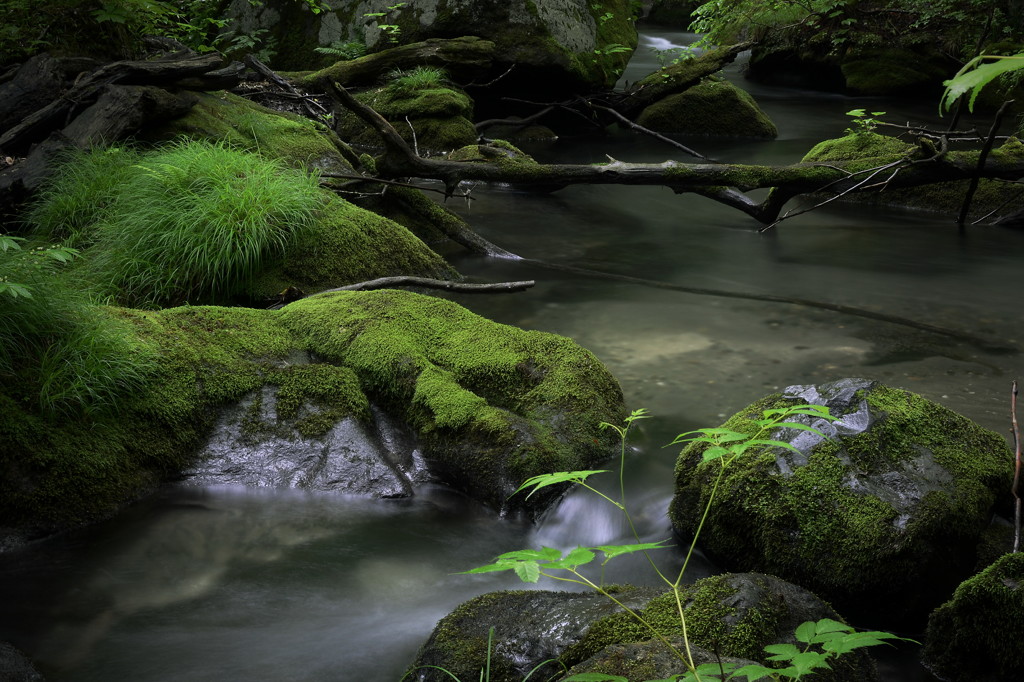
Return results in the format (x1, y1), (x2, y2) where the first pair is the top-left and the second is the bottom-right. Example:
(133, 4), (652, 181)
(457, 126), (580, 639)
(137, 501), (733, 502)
(28, 140), (324, 308)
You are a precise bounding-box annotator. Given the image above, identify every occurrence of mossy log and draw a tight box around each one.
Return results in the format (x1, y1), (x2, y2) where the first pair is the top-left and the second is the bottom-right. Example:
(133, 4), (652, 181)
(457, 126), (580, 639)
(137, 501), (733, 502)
(295, 36), (496, 92)
(333, 82), (1024, 225)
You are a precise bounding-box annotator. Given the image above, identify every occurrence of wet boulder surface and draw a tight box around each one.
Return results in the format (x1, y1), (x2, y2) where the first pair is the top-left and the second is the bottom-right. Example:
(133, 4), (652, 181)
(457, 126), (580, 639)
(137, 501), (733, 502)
(669, 378), (1014, 624)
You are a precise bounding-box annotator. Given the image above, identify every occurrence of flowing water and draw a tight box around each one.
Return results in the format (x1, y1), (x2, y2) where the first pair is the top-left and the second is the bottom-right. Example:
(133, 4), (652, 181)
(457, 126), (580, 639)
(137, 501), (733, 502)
(2, 28), (1021, 681)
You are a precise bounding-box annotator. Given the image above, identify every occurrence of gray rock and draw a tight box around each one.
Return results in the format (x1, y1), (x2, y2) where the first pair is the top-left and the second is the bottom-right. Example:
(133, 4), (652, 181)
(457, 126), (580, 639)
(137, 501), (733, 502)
(0, 642), (43, 681)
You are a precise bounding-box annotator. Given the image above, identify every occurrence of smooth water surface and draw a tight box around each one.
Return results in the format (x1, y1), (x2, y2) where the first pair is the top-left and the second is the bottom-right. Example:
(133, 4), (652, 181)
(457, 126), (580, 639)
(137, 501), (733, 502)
(2, 27), (1020, 681)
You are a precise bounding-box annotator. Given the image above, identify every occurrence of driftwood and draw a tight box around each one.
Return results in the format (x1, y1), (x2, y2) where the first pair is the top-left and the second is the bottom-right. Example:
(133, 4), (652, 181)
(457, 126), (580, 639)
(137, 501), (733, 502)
(330, 81), (1024, 224)
(0, 53), (233, 155)
(269, 277), (535, 308)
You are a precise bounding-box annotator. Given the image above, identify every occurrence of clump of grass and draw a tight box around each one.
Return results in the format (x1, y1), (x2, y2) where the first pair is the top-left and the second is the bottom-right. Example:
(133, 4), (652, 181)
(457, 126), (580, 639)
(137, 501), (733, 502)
(386, 65), (449, 94)
(314, 40), (368, 60)
(26, 145), (141, 248)
(29, 140), (325, 307)
(0, 243), (155, 417)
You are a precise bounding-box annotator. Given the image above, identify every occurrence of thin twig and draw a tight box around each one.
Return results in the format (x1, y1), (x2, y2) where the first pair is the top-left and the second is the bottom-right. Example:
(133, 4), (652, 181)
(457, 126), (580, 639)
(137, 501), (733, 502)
(589, 103), (715, 162)
(269, 277), (536, 308)
(956, 100), (1014, 226)
(1012, 380), (1021, 553)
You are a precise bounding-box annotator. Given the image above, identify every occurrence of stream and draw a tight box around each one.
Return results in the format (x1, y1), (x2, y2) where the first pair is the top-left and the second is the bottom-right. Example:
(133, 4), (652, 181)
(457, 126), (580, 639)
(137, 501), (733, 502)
(2, 27), (1021, 681)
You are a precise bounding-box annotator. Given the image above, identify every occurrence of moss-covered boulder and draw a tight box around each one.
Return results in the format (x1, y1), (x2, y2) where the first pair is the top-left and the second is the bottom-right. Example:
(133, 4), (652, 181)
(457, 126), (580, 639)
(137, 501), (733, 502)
(564, 573), (877, 682)
(335, 81), (477, 153)
(635, 78), (778, 137)
(408, 587), (662, 682)
(410, 573), (876, 682)
(148, 90), (361, 174)
(801, 133), (1024, 222)
(224, 0), (638, 95)
(922, 552), (1024, 681)
(1, 291), (624, 543)
(669, 378), (1014, 624)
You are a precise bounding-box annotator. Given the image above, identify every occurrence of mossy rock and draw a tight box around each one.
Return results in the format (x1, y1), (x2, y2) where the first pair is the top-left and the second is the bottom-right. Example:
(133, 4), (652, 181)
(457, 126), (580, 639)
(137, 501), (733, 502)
(250, 192), (459, 299)
(0, 291), (625, 541)
(408, 587), (663, 682)
(840, 46), (955, 95)
(335, 84), (477, 153)
(564, 573), (876, 682)
(802, 133), (1024, 222)
(635, 78), (778, 137)
(669, 378), (1014, 624)
(923, 552), (1024, 681)
(148, 91), (361, 174)
(411, 574), (876, 682)
(446, 140), (537, 165)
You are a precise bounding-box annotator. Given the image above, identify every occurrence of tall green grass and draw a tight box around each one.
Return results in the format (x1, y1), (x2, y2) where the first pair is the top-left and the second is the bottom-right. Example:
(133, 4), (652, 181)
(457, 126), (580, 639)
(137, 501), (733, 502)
(28, 140), (325, 307)
(0, 243), (154, 416)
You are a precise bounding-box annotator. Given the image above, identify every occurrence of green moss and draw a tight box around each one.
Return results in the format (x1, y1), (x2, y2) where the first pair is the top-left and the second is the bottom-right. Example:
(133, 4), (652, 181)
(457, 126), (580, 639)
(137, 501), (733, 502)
(840, 47), (952, 95)
(269, 364), (369, 438)
(924, 552), (1024, 681)
(566, 575), (786, 667)
(335, 85), (477, 152)
(636, 79), (778, 137)
(148, 91), (361, 172)
(802, 134), (1024, 218)
(278, 289), (624, 510)
(250, 192), (457, 297)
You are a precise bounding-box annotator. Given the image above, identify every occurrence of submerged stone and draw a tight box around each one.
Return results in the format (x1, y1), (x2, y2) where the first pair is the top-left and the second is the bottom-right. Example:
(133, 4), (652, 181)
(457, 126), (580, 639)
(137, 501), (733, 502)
(669, 378), (1014, 624)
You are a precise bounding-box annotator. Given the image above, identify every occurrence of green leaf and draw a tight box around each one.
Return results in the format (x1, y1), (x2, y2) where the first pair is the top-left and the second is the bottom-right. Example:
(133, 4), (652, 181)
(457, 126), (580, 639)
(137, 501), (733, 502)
(513, 470), (610, 499)
(764, 642), (800, 660)
(497, 547), (563, 562)
(794, 620), (818, 643)
(594, 540), (671, 564)
(702, 445), (731, 462)
(513, 561), (540, 583)
(941, 53), (1024, 113)
(0, 282), (32, 299)
(731, 664), (781, 681)
(546, 547), (596, 569)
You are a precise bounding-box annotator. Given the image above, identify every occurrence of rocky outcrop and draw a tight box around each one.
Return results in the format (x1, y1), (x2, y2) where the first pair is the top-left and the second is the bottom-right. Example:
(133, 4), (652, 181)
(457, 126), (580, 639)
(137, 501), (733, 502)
(923, 552), (1024, 681)
(225, 0), (639, 95)
(0, 642), (43, 682)
(669, 378), (1014, 624)
(635, 78), (777, 137)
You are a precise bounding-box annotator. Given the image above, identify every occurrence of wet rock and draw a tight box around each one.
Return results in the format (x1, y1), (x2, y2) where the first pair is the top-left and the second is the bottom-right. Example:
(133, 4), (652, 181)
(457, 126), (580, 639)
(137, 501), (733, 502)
(923, 552), (1024, 681)
(0, 642), (44, 681)
(185, 384), (429, 497)
(669, 378), (1014, 625)
(635, 78), (777, 137)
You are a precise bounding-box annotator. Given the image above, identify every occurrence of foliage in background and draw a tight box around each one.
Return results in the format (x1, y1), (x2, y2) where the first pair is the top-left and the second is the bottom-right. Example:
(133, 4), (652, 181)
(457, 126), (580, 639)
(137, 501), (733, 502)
(0, 235), (154, 416)
(456, 407), (910, 681)
(27, 141), (324, 308)
(689, 0), (1023, 57)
